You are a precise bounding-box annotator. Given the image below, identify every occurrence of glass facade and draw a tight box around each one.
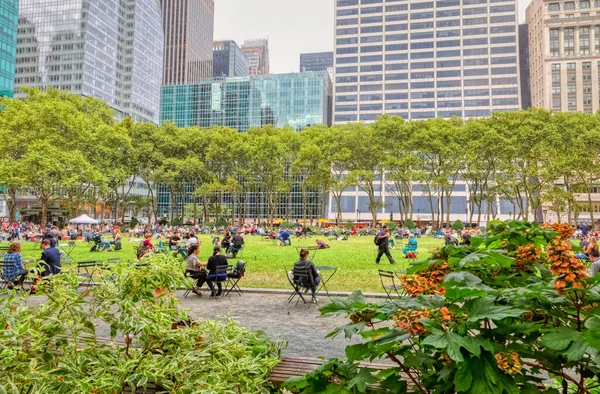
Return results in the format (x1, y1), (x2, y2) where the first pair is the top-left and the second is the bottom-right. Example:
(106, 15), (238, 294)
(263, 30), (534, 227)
(0, 0), (17, 98)
(334, 0), (521, 123)
(160, 71), (332, 131)
(213, 40), (249, 77)
(15, 0), (163, 123)
(300, 51), (334, 72)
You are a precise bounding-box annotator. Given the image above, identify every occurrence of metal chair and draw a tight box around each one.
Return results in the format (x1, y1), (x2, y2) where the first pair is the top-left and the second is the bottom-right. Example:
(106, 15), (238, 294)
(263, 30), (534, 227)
(76, 260), (103, 288)
(207, 265), (229, 299)
(225, 260), (246, 297)
(286, 267), (317, 306)
(378, 270), (405, 301)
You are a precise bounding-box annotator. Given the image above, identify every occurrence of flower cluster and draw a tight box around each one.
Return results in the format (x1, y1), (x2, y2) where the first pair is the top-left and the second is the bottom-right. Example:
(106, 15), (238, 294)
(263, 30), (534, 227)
(399, 263), (449, 297)
(393, 306), (455, 336)
(514, 244), (542, 271)
(546, 223), (589, 294)
(495, 352), (522, 375)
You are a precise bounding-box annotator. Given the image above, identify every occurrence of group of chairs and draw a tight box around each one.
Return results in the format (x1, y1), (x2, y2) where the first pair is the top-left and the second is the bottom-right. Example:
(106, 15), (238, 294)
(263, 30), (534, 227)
(183, 259), (247, 299)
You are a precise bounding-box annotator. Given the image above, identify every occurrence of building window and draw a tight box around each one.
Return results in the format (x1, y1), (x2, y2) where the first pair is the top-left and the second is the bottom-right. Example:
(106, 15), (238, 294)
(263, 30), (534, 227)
(553, 98), (561, 108)
(568, 85), (577, 93)
(565, 28), (575, 55)
(551, 63), (561, 71)
(568, 97), (577, 106)
(580, 27), (591, 54)
(581, 0), (590, 8)
(548, 3), (560, 10)
(565, 1), (576, 9)
(552, 86), (561, 94)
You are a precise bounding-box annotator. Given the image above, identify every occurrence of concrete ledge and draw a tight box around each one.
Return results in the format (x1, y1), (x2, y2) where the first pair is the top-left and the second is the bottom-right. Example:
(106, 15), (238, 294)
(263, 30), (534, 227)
(210, 287), (391, 299)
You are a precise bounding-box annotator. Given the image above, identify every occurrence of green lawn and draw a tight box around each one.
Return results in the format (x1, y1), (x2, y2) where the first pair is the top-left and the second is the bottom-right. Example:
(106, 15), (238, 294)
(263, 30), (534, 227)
(13, 235), (445, 292)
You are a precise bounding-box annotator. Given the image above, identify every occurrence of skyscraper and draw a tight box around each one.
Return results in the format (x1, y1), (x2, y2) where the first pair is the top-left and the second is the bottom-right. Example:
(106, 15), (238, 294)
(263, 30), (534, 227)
(334, 0), (521, 123)
(160, 71), (332, 131)
(300, 51), (334, 72)
(213, 40), (249, 77)
(527, 0), (600, 113)
(161, 0), (214, 84)
(241, 39), (269, 75)
(0, 0), (17, 98)
(15, 0), (163, 123)
(519, 24), (532, 109)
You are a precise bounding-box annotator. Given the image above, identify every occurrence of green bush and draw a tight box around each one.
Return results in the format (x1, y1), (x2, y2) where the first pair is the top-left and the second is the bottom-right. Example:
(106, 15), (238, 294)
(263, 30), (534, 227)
(451, 219), (464, 231)
(0, 254), (282, 393)
(171, 217), (183, 226)
(403, 218), (416, 230)
(288, 221), (600, 394)
(345, 221), (354, 230)
(129, 217), (139, 229)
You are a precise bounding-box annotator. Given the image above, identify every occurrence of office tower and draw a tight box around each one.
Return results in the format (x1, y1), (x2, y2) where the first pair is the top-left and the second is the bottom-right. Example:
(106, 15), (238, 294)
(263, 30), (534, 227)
(161, 0), (214, 84)
(0, 0), (17, 98)
(213, 40), (249, 77)
(519, 24), (532, 109)
(527, 0), (600, 113)
(334, 0), (521, 123)
(160, 71), (332, 131)
(241, 39), (269, 75)
(15, 0), (163, 123)
(300, 51), (334, 72)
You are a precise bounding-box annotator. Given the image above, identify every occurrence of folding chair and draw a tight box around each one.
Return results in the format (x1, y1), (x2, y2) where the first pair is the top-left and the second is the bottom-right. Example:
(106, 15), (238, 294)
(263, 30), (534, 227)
(287, 267), (317, 306)
(0, 262), (14, 290)
(378, 270), (405, 301)
(225, 260), (246, 297)
(207, 265), (229, 299)
(77, 260), (103, 288)
(212, 236), (220, 245)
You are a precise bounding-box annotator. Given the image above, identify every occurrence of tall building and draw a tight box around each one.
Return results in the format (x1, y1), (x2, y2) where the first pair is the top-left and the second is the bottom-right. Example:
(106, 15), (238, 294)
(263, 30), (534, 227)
(213, 40), (249, 77)
(519, 24), (532, 109)
(0, 0), (17, 98)
(300, 51), (334, 72)
(15, 0), (163, 123)
(160, 71), (332, 131)
(333, 0), (521, 123)
(161, 0), (214, 84)
(527, 0), (600, 113)
(241, 39), (269, 75)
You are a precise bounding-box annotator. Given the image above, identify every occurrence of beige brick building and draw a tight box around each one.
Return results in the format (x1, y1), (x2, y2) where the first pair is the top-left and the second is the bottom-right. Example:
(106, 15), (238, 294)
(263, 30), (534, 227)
(527, 0), (600, 112)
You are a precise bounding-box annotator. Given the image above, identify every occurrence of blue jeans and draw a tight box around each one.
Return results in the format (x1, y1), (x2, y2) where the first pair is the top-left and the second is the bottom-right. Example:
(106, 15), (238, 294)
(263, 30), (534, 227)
(309, 276), (321, 297)
(99, 241), (111, 251)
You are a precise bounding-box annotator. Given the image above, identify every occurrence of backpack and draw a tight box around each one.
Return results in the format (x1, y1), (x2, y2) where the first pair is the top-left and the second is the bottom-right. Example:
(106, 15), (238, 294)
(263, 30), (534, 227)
(374, 234), (382, 246)
(228, 260), (246, 278)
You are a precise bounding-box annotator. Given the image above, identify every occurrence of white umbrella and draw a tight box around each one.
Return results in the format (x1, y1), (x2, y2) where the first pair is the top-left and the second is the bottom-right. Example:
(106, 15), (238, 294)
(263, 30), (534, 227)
(69, 214), (99, 225)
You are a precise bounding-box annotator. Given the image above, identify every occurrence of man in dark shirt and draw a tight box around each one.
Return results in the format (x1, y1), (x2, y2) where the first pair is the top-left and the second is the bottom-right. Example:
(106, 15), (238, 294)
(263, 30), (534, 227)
(231, 231), (244, 258)
(581, 224), (589, 237)
(375, 225), (396, 265)
(207, 245), (228, 296)
(40, 239), (61, 276)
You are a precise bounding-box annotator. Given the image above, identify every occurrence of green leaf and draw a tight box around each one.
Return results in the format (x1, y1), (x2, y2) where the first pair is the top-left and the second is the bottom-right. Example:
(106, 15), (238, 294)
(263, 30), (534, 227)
(563, 337), (590, 361)
(444, 286), (488, 301)
(348, 369), (379, 392)
(422, 330), (484, 362)
(467, 353), (519, 394)
(487, 251), (515, 269)
(466, 297), (524, 322)
(345, 343), (371, 362)
(540, 327), (581, 351)
(454, 365), (473, 392)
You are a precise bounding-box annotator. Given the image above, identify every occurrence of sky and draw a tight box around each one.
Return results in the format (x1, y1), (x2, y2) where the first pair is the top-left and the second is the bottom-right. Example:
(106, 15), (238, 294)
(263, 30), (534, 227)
(214, 0), (530, 74)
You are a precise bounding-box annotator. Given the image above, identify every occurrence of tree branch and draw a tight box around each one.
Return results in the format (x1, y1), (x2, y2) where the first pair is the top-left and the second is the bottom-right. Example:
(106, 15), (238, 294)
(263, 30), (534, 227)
(522, 361), (590, 394)
(386, 352), (427, 394)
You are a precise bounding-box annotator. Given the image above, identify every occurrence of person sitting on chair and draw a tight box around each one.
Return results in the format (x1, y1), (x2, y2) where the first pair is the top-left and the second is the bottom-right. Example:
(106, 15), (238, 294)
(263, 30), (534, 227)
(230, 231), (244, 257)
(3, 242), (27, 289)
(206, 245), (228, 297)
(185, 244), (208, 297)
(221, 231), (232, 252)
(41, 239), (61, 276)
(278, 229), (291, 246)
(293, 248), (320, 299)
(402, 236), (418, 257)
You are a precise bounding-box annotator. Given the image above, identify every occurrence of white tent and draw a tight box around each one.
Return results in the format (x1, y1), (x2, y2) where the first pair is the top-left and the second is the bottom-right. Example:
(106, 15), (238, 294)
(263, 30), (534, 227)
(69, 214), (99, 225)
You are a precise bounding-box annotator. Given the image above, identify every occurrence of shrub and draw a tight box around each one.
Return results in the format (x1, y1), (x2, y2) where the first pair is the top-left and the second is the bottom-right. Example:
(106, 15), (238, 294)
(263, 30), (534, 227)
(287, 221), (600, 394)
(404, 219), (416, 230)
(451, 219), (464, 231)
(0, 254), (282, 393)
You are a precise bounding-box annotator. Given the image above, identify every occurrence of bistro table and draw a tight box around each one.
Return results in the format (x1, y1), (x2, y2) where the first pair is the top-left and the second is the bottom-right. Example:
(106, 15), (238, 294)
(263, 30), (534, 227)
(295, 245), (320, 261)
(315, 265), (338, 298)
(59, 242), (76, 263)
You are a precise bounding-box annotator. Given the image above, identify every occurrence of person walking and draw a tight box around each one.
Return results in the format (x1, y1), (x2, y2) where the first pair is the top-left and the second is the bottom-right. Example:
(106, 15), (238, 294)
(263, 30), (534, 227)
(375, 225), (396, 265)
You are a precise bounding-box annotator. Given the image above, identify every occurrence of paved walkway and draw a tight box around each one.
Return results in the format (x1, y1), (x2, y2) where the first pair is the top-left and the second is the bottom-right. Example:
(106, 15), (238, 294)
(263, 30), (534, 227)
(25, 290), (372, 359)
(177, 290), (365, 358)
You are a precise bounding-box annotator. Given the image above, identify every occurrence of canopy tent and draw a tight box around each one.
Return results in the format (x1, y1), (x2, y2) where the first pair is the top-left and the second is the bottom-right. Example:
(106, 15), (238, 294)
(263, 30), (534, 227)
(69, 214), (99, 225)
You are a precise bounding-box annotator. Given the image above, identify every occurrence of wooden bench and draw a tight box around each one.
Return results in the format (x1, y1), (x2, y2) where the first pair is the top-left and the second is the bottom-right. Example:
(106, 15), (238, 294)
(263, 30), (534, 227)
(268, 356), (399, 387)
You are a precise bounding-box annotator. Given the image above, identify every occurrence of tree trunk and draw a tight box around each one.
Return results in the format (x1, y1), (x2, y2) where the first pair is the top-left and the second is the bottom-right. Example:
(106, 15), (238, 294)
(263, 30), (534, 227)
(7, 188), (17, 222)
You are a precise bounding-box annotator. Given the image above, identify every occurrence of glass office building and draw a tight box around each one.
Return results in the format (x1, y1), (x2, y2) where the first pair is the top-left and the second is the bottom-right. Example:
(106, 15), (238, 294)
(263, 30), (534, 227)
(160, 71), (332, 131)
(300, 51), (334, 72)
(0, 0), (17, 98)
(15, 0), (163, 123)
(334, 0), (521, 123)
(213, 40), (248, 77)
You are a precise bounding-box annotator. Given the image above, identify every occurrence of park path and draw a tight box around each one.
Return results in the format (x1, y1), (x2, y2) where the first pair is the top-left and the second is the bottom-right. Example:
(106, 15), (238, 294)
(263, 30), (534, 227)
(25, 290), (369, 359)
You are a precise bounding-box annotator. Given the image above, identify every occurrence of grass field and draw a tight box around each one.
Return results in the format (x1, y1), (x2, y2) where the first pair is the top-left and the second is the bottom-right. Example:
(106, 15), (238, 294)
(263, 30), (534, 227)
(12, 235), (446, 292)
